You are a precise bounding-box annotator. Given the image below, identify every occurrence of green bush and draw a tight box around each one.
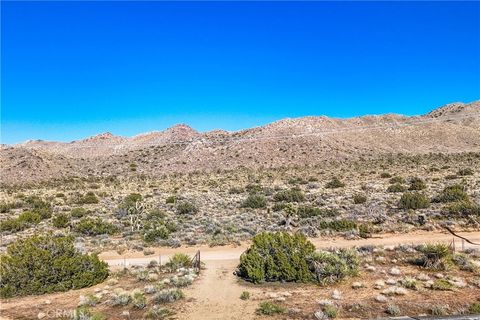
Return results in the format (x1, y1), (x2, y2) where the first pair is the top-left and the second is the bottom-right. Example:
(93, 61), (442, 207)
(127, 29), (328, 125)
(52, 213), (70, 228)
(408, 177), (427, 191)
(297, 206), (337, 218)
(446, 201), (480, 217)
(318, 219), (357, 232)
(71, 207), (88, 218)
(237, 232), (315, 283)
(240, 291), (250, 300)
(76, 191), (99, 204)
(457, 168), (474, 176)
(323, 305), (338, 318)
(166, 253), (192, 271)
(17, 211), (42, 224)
(165, 196), (176, 204)
(398, 192), (430, 210)
(242, 194), (267, 209)
(0, 235), (108, 298)
(387, 184), (406, 193)
(469, 302), (480, 314)
(0, 218), (26, 233)
(256, 301), (286, 315)
(416, 243), (452, 270)
(273, 188), (305, 202)
(120, 193), (142, 210)
(325, 177), (345, 189)
(144, 226), (170, 243)
(153, 288), (184, 303)
(176, 201), (198, 215)
(310, 249), (359, 285)
(24, 196), (52, 219)
(431, 279), (454, 291)
(74, 218), (117, 236)
(389, 176), (405, 184)
(353, 194), (367, 204)
(433, 184), (469, 203)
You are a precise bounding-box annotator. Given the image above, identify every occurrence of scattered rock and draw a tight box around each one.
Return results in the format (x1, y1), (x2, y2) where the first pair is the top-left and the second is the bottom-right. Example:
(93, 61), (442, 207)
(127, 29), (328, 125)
(332, 290), (342, 300)
(385, 278), (397, 285)
(352, 282), (364, 289)
(375, 294), (388, 302)
(37, 312), (47, 319)
(389, 267), (401, 276)
(374, 280), (385, 289)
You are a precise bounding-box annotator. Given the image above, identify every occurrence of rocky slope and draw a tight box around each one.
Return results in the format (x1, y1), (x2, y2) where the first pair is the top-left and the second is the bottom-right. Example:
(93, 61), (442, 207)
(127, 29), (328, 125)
(1, 101), (479, 185)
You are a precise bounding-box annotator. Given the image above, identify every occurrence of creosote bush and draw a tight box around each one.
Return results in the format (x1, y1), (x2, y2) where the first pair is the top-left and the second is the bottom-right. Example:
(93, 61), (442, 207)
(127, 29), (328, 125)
(387, 184), (406, 193)
(408, 177), (427, 191)
(433, 184), (469, 203)
(76, 191), (99, 204)
(74, 218), (117, 236)
(52, 213), (70, 228)
(353, 194), (367, 204)
(398, 192), (430, 210)
(0, 235), (108, 298)
(242, 194), (267, 209)
(176, 201), (198, 215)
(273, 188), (305, 202)
(256, 301), (286, 315)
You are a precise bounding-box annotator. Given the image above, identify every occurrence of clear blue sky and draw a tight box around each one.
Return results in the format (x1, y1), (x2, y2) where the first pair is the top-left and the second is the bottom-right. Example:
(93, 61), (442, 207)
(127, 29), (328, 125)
(1, 1), (479, 144)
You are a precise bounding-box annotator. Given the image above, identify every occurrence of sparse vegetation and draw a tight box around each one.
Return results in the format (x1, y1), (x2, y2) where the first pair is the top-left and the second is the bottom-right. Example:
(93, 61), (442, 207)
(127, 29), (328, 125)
(256, 301), (286, 315)
(398, 192), (430, 210)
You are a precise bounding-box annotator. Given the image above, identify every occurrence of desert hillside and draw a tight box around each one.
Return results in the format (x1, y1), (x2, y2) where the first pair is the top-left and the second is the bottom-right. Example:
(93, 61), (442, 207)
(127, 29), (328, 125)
(1, 101), (479, 185)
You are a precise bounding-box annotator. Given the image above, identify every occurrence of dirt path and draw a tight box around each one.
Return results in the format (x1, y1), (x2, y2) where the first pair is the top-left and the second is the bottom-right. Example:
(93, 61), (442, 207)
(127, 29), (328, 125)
(176, 259), (260, 320)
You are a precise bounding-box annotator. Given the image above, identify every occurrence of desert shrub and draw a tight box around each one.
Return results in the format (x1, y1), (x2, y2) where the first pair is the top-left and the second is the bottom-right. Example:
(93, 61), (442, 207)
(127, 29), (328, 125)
(310, 249), (359, 285)
(408, 177), (427, 190)
(144, 226), (170, 243)
(416, 243), (452, 270)
(453, 253), (478, 272)
(242, 194), (267, 208)
(272, 202), (288, 212)
(166, 253), (192, 271)
(74, 218), (117, 236)
(24, 196), (52, 219)
(323, 305), (338, 318)
(297, 206), (337, 218)
(433, 184), (469, 203)
(318, 219), (357, 232)
(386, 304), (401, 316)
(398, 192), (430, 210)
(119, 193), (142, 211)
(0, 235), (108, 298)
(273, 188), (305, 202)
(401, 277), (419, 290)
(256, 301), (286, 315)
(52, 213), (70, 228)
(17, 211), (42, 224)
(387, 184), (406, 193)
(446, 201), (480, 217)
(237, 232), (315, 283)
(389, 176), (405, 184)
(176, 201), (198, 215)
(240, 291), (250, 300)
(0, 218), (25, 233)
(132, 291), (147, 309)
(71, 207), (88, 218)
(245, 184), (264, 194)
(430, 305), (448, 316)
(143, 306), (173, 319)
(165, 196), (176, 204)
(111, 290), (131, 306)
(457, 168), (474, 176)
(469, 303), (480, 314)
(431, 279), (454, 291)
(380, 172), (392, 178)
(76, 191), (99, 204)
(353, 194), (367, 204)
(358, 223), (373, 238)
(325, 177), (345, 189)
(154, 289), (184, 303)
(0, 201), (21, 213)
